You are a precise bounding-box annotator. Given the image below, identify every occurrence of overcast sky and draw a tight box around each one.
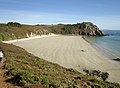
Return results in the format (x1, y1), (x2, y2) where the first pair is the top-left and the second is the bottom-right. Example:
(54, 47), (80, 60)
(0, 0), (120, 30)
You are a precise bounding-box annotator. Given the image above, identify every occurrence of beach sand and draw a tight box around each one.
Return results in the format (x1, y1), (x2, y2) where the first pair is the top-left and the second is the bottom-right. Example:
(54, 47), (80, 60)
(8, 35), (120, 83)
(3, 34), (57, 43)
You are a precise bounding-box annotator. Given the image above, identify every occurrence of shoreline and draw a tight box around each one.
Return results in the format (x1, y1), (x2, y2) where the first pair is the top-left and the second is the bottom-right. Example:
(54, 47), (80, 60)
(3, 34), (58, 43)
(82, 36), (120, 83)
(6, 35), (120, 83)
(83, 36), (120, 60)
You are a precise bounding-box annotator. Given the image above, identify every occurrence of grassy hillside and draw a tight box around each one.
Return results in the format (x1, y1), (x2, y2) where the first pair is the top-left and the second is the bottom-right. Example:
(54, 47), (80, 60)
(0, 22), (104, 41)
(0, 42), (120, 88)
(0, 23), (52, 41)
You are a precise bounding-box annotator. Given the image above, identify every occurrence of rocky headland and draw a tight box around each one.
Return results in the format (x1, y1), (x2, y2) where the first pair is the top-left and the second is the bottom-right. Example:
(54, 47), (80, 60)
(50, 22), (105, 36)
(0, 22), (105, 41)
(78, 22), (104, 36)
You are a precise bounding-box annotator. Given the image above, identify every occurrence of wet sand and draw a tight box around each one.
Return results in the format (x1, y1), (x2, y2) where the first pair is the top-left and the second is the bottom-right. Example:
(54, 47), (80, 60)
(10, 35), (120, 83)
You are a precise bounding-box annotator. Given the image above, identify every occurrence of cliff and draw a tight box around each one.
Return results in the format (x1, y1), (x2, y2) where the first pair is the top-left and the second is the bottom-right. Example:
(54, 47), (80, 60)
(0, 22), (105, 41)
(78, 22), (104, 36)
(59, 22), (105, 36)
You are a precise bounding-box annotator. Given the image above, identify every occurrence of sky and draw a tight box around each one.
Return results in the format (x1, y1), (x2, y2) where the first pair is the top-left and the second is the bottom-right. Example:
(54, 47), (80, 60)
(0, 0), (120, 30)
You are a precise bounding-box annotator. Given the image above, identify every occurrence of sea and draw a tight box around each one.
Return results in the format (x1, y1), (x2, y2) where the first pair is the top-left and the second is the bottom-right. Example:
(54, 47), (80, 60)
(86, 30), (120, 60)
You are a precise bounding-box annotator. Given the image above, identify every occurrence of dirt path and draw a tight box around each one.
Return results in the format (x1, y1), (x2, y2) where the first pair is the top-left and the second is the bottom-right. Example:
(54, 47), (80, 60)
(12, 35), (120, 83)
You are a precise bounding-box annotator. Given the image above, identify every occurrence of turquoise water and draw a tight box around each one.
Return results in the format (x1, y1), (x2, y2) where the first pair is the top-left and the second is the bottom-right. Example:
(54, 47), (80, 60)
(86, 30), (120, 59)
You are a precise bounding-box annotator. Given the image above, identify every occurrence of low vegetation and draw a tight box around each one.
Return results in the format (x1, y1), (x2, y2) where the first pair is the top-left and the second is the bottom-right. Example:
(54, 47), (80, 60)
(0, 22), (50, 41)
(0, 22), (118, 87)
(83, 69), (109, 81)
(0, 22), (104, 41)
(0, 42), (120, 88)
(7, 22), (21, 27)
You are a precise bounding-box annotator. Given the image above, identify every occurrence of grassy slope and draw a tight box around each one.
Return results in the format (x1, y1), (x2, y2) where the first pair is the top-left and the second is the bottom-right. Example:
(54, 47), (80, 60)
(0, 22), (104, 41)
(0, 42), (120, 88)
(0, 24), (60, 41)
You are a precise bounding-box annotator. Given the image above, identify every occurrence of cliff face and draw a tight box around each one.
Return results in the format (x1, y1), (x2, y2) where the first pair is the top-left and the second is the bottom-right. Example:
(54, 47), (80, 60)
(56, 22), (105, 36)
(0, 22), (105, 41)
(78, 22), (104, 36)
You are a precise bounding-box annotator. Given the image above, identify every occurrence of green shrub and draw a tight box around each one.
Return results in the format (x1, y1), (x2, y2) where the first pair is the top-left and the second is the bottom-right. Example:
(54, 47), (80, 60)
(30, 76), (40, 84)
(101, 72), (109, 81)
(8, 70), (32, 86)
(0, 33), (7, 41)
(41, 77), (51, 88)
(4, 64), (15, 71)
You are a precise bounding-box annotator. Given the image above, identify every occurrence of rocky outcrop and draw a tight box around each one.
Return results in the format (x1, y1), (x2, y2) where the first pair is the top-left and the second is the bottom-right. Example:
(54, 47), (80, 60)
(58, 22), (105, 36)
(78, 22), (104, 36)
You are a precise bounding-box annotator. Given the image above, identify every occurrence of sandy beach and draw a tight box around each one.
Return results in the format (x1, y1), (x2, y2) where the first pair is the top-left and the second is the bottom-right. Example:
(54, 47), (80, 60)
(3, 34), (57, 43)
(8, 35), (120, 83)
